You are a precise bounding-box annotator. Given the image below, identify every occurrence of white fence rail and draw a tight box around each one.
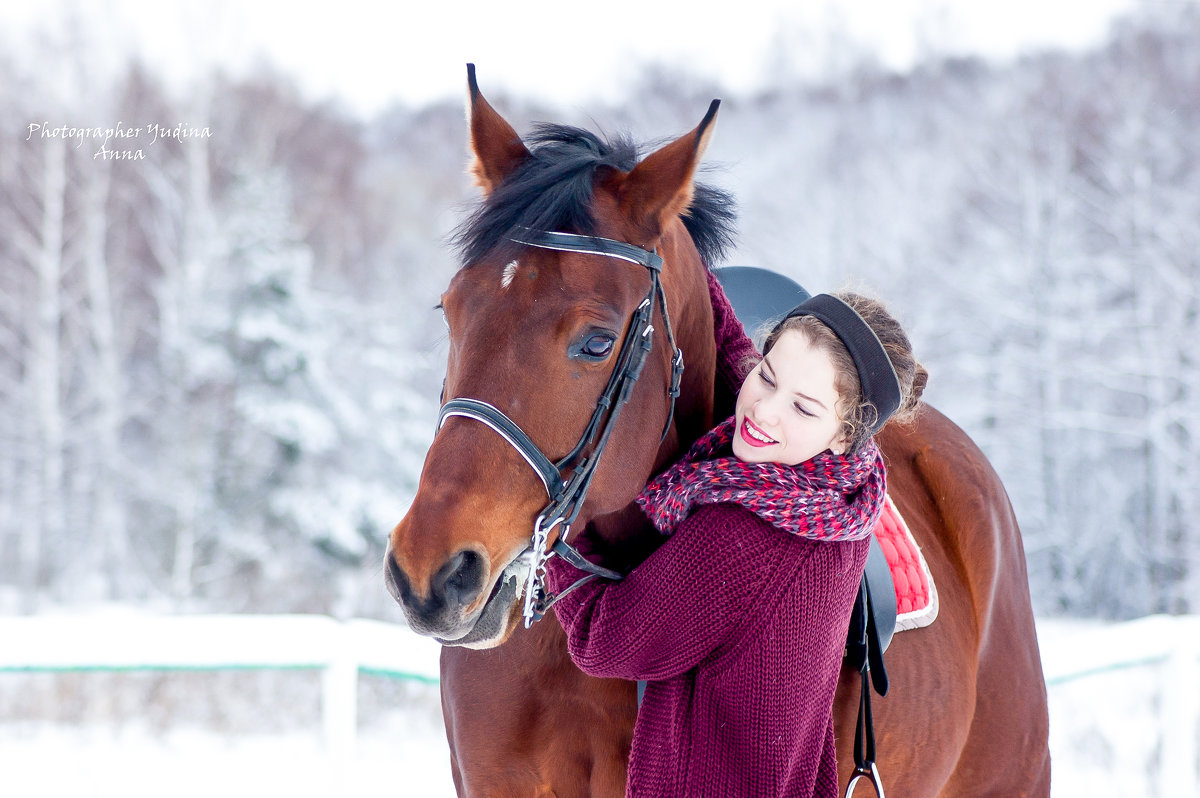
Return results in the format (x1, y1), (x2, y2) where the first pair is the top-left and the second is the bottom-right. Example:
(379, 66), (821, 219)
(0, 613), (441, 761)
(2, 612), (1198, 792)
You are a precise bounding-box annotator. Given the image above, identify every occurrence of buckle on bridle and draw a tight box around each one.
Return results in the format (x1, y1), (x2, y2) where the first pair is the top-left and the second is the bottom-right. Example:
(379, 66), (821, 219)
(523, 512), (566, 628)
(669, 349), (684, 398)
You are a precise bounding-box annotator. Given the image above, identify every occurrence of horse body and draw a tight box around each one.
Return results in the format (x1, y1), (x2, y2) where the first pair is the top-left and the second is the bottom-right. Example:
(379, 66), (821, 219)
(387, 66), (1049, 797)
(833, 408), (1051, 796)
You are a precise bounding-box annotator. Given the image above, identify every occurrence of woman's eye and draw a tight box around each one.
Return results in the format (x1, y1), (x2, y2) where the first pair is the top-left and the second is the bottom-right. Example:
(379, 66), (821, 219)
(794, 402), (815, 418)
(759, 371), (775, 387)
(580, 334), (615, 359)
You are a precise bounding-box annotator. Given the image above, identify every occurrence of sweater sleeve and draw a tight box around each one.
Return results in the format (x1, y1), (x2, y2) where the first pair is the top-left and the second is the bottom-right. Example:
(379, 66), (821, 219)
(546, 505), (788, 681)
(706, 268), (761, 421)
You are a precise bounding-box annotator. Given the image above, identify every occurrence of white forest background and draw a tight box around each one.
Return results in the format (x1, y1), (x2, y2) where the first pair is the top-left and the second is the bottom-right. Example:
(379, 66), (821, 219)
(1, 2), (1198, 795)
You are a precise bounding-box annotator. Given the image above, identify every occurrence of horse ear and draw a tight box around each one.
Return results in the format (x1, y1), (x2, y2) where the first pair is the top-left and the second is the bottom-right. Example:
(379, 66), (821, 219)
(465, 64), (531, 195)
(619, 99), (720, 238)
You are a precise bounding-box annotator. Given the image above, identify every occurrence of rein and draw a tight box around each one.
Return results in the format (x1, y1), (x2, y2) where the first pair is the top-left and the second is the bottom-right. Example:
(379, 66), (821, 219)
(437, 230), (683, 628)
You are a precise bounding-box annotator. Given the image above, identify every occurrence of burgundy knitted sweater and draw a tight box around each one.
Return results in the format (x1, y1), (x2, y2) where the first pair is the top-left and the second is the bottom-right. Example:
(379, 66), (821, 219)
(546, 271), (871, 797)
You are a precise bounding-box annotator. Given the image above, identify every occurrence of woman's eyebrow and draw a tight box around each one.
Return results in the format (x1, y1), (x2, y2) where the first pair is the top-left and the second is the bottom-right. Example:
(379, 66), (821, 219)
(797, 392), (828, 411)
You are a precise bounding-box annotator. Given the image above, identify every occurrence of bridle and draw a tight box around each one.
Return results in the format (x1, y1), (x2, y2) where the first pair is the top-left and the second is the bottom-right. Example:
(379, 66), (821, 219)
(437, 229), (683, 628)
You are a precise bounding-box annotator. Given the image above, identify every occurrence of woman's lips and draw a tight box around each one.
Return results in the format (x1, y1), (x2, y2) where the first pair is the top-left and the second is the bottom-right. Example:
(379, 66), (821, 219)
(740, 418), (777, 448)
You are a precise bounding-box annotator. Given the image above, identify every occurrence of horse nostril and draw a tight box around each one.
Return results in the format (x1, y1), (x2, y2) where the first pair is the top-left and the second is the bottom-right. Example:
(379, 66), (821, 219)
(434, 549), (486, 608)
(384, 552), (411, 605)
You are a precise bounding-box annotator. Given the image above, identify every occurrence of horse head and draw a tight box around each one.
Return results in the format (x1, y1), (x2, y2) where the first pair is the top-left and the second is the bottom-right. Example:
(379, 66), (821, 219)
(385, 66), (730, 647)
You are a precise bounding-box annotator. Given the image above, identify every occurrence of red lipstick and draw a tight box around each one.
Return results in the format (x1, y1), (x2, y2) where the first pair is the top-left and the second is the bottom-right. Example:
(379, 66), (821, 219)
(740, 418), (777, 448)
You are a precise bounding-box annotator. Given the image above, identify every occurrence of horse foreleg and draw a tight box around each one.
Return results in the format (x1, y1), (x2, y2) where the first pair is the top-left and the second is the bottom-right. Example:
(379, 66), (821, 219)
(441, 617), (635, 798)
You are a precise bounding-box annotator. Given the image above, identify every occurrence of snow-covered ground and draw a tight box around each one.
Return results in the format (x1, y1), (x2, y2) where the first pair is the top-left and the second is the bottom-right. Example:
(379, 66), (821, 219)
(1, 614), (1196, 797)
(0, 718), (455, 798)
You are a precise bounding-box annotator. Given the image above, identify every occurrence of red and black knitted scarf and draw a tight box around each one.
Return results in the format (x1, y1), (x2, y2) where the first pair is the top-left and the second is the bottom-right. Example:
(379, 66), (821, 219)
(636, 415), (886, 542)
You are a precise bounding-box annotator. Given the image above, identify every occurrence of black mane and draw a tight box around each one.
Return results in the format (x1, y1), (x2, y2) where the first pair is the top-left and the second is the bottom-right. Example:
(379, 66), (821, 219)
(454, 123), (737, 268)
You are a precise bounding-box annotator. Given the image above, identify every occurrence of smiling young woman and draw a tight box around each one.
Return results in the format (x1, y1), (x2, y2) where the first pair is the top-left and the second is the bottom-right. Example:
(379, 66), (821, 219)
(545, 276), (927, 798)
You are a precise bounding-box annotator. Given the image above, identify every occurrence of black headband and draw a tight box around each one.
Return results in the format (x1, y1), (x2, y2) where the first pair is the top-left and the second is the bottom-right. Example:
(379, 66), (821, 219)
(780, 294), (902, 433)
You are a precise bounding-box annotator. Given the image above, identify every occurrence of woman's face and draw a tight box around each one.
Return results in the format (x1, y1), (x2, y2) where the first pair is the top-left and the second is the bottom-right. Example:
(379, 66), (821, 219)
(732, 329), (847, 466)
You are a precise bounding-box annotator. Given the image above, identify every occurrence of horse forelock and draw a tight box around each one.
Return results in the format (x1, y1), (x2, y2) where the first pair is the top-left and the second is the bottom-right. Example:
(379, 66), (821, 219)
(453, 123), (737, 269)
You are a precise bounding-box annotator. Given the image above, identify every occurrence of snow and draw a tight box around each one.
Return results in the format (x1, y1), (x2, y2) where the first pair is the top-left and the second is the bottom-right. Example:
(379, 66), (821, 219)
(1039, 616), (1200, 797)
(1, 612), (1197, 797)
(0, 716), (455, 798)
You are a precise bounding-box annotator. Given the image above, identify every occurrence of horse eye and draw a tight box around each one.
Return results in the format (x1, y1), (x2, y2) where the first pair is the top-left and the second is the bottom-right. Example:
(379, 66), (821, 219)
(579, 333), (615, 359)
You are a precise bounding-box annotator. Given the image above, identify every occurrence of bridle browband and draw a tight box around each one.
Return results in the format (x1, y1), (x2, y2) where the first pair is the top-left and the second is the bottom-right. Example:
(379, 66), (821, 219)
(437, 230), (684, 628)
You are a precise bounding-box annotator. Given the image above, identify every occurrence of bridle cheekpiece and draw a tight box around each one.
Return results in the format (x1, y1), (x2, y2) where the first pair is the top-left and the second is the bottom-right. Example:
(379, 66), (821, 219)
(437, 230), (682, 627)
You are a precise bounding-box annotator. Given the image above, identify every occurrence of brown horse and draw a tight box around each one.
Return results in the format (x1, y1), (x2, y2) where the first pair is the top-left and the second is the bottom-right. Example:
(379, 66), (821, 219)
(386, 66), (1051, 797)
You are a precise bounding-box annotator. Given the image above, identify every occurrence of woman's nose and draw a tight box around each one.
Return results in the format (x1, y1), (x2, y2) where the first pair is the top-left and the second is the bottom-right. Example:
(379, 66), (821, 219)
(755, 397), (780, 424)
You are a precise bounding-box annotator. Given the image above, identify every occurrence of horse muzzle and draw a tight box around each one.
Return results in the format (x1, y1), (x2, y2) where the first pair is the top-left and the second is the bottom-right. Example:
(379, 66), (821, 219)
(385, 544), (530, 647)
